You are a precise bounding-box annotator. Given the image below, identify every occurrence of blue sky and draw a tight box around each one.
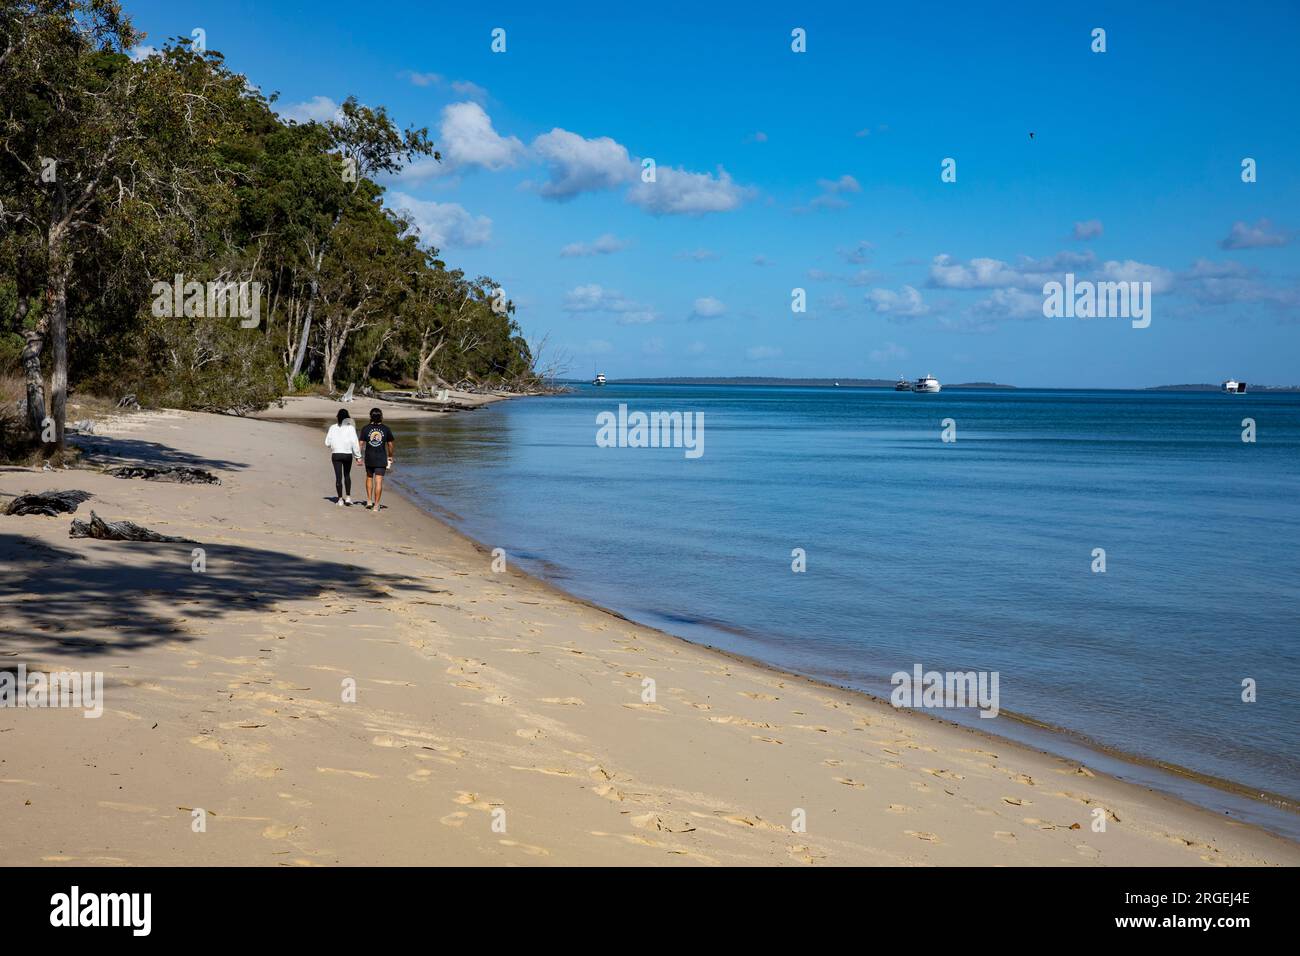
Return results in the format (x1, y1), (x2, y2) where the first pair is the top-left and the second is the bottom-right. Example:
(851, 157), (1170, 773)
(127, 0), (1299, 387)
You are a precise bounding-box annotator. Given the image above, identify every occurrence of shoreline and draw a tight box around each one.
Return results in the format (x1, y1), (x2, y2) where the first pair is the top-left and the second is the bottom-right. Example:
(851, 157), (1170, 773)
(395, 470), (1300, 842)
(2, 403), (1297, 865)
(278, 397), (1300, 842)
(369, 392), (1300, 842)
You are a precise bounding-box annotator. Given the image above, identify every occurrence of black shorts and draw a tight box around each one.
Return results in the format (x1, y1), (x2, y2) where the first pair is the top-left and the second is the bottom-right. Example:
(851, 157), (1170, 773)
(365, 465), (386, 477)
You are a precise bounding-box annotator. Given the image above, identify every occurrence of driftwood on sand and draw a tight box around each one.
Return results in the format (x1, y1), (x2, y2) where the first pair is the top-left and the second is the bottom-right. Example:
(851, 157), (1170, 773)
(5, 490), (93, 516)
(69, 510), (194, 543)
(108, 466), (221, 485)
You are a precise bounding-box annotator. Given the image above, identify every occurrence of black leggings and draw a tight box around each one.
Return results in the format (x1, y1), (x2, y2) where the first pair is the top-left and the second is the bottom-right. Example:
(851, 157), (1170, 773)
(331, 453), (353, 497)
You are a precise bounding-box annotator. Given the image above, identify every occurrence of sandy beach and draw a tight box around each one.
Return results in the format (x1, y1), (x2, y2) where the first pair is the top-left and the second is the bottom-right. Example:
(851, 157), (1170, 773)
(2, 403), (1297, 867)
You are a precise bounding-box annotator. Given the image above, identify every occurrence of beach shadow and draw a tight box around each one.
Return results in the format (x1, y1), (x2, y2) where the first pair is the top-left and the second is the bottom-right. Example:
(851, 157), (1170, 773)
(71, 435), (250, 473)
(0, 530), (423, 659)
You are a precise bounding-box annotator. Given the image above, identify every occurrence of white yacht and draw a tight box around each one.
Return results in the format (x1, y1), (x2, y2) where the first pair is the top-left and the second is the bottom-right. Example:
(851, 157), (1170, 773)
(1221, 379), (1247, 394)
(894, 376), (913, 392)
(913, 374), (941, 393)
(592, 372), (607, 386)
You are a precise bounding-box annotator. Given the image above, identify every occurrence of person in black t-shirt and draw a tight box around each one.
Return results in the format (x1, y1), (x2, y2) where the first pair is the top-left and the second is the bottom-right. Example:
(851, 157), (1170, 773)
(359, 408), (395, 512)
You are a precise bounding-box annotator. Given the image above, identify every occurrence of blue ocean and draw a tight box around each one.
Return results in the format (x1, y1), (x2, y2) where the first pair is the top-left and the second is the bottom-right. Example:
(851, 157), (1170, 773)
(395, 384), (1300, 827)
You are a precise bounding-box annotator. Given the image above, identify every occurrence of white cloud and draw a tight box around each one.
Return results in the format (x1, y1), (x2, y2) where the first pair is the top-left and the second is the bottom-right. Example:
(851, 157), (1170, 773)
(440, 102), (524, 172)
(1220, 218), (1289, 250)
(928, 251), (1096, 290)
(804, 174), (862, 211)
(676, 248), (719, 261)
(531, 128), (636, 200)
(1073, 219), (1104, 240)
(280, 95), (343, 124)
(690, 296), (727, 319)
(746, 345), (782, 361)
(129, 44), (159, 62)
(388, 191), (491, 248)
(687, 341), (707, 355)
(562, 284), (658, 325)
(450, 80), (488, 101)
(402, 72), (488, 102)
(627, 165), (748, 215)
(969, 288), (1046, 320)
(866, 285), (928, 318)
(840, 240), (874, 264)
(560, 234), (628, 258)
(1099, 259), (1175, 293)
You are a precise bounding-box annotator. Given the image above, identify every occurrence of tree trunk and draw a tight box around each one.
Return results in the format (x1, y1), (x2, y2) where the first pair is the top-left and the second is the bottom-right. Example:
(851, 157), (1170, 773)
(288, 274), (316, 388)
(323, 337), (339, 394)
(16, 293), (48, 439)
(417, 337), (445, 391)
(48, 262), (69, 450)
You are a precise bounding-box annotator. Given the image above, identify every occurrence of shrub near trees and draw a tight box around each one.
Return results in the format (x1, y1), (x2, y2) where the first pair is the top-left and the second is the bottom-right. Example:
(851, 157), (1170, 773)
(0, 0), (538, 456)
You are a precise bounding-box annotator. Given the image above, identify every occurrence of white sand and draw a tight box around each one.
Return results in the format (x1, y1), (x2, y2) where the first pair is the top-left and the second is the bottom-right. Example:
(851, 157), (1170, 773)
(1, 407), (1296, 866)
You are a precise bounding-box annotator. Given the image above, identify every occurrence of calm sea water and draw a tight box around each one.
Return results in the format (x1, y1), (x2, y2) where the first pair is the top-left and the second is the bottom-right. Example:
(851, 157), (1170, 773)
(394, 385), (1300, 818)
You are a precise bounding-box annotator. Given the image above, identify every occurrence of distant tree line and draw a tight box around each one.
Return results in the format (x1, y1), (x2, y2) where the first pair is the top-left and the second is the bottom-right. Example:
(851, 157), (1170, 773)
(1, 0), (540, 455)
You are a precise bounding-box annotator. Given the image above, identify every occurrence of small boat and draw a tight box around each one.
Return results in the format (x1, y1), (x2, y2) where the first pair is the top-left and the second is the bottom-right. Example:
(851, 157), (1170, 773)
(913, 374), (941, 393)
(1221, 379), (1247, 394)
(894, 377), (913, 392)
(592, 372), (607, 386)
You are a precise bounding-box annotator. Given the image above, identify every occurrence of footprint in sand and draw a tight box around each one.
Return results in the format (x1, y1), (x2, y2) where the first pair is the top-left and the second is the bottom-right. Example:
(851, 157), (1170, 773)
(316, 767), (379, 779)
(539, 697), (584, 706)
(739, 692), (779, 701)
(752, 736), (783, 745)
(630, 812), (696, 834)
(994, 831), (1017, 843)
(498, 840), (549, 856)
(923, 768), (965, 781)
(516, 728), (545, 740)
(887, 804), (912, 814)
(440, 811), (468, 827)
(509, 765), (575, 777)
(788, 844), (827, 864)
(904, 830), (941, 843)
(834, 777), (866, 789)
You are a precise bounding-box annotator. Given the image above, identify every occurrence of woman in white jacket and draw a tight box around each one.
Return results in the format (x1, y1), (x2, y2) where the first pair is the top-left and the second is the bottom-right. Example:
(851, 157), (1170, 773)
(325, 409), (362, 506)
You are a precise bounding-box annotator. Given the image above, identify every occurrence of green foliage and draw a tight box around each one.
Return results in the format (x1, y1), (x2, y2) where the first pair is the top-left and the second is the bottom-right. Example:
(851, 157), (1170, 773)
(1, 0), (545, 431)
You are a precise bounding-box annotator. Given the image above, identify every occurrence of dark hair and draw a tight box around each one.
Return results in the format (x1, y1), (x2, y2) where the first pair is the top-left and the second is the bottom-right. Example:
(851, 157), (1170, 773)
(369, 408), (383, 423)
(337, 409), (350, 426)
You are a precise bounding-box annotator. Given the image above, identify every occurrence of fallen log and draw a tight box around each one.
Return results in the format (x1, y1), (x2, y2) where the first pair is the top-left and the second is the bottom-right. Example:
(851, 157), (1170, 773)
(107, 466), (221, 485)
(69, 510), (194, 543)
(5, 490), (93, 517)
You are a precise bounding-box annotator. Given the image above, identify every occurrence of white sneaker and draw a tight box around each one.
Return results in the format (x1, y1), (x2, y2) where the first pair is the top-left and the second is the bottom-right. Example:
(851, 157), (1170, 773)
(344, 497), (353, 505)
(337, 498), (345, 507)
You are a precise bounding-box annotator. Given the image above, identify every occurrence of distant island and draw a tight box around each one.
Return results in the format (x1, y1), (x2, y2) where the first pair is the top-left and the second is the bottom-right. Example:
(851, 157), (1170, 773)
(1147, 383), (1300, 392)
(601, 377), (1017, 388)
(567, 377), (1300, 392)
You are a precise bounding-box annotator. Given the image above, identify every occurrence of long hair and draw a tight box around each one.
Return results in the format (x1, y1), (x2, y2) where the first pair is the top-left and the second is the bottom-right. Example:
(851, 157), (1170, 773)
(337, 408), (350, 426)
